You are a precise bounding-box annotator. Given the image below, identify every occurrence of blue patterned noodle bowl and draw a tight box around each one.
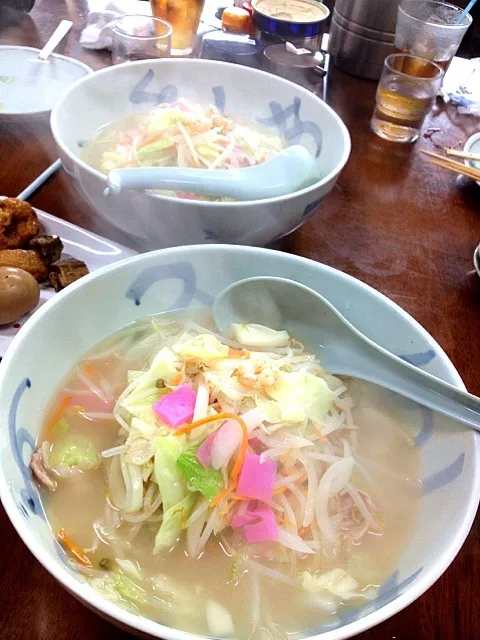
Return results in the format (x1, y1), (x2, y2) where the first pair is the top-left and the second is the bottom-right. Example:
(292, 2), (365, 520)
(0, 245), (478, 640)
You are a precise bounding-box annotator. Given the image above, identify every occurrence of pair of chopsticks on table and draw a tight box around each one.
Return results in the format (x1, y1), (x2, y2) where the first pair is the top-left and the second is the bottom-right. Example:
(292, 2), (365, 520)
(420, 148), (480, 182)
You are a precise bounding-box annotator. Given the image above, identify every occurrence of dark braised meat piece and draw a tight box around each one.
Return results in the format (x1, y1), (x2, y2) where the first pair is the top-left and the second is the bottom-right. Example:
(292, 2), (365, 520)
(0, 249), (48, 281)
(0, 198), (40, 249)
(28, 234), (64, 266)
(49, 258), (89, 291)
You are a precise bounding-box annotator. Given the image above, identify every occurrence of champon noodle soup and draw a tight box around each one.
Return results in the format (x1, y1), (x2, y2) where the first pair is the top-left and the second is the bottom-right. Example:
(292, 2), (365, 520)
(82, 98), (286, 202)
(31, 310), (420, 638)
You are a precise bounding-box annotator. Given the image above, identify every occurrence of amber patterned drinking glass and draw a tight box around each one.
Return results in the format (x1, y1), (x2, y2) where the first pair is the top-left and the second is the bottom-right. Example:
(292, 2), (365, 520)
(150, 0), (206, 56)
(371, 53), (444, 143)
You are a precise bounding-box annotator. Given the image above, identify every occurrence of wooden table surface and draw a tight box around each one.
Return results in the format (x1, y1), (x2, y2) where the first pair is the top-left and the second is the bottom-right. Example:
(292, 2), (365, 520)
(0, 1), (479, 639)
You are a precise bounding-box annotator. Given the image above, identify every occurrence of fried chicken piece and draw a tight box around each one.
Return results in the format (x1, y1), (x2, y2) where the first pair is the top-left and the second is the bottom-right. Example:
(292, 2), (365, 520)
(49, 258), (89, 291)
(0, 198), (40, 249)
(0, 249), (48, 282)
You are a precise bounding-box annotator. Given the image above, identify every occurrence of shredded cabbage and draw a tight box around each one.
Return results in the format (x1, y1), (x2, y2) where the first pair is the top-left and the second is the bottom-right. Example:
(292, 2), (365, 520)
(49, 437), (99, 472)
(155, 493), (197, 552)
(177, 447), (223, 501)
(268, 372), (336, 425)
(91, 571), (152, 611)
(174, 334), (229, 361)
(232, 324), (290, 348)
(206, 600), (235, 637)
(154, 435), (187, 511)
(301, 569), (378, 612)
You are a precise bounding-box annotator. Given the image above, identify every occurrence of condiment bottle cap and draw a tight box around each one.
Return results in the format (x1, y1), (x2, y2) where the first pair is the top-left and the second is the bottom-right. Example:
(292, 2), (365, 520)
(222, 7), (251, 33)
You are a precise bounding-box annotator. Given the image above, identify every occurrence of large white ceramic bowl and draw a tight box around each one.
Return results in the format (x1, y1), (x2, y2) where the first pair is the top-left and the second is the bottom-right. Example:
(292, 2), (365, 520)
(0, 246), (478, 640)
(50, 59), (350, 251)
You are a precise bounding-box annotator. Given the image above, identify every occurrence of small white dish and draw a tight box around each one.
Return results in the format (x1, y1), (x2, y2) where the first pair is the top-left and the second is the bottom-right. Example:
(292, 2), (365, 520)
(0, 46), (92, 117)
(463, 132), (480, 187)
(0, 207), (137, 356)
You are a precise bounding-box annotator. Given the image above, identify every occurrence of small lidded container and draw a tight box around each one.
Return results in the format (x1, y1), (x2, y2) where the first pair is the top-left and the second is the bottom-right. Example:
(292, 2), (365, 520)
(200, 7), (263, 67)
(252, 0), (330, 51)
(263, 43), (325, 88)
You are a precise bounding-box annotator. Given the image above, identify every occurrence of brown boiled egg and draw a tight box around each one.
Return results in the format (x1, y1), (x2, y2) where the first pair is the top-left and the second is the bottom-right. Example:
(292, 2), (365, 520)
(0, 266), (40, 325)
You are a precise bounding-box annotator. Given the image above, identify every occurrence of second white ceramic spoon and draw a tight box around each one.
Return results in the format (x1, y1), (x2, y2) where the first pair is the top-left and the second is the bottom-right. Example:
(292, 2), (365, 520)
(214, 276), (480, 430)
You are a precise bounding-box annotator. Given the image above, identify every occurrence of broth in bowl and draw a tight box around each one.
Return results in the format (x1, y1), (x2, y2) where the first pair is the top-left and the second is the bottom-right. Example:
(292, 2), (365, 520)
(32, 310), (419, 638)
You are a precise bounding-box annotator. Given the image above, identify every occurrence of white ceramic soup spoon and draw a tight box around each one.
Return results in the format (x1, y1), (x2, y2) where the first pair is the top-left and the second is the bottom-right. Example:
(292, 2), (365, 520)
(213, 276), (480, 430)
(103, 145), (318, 201)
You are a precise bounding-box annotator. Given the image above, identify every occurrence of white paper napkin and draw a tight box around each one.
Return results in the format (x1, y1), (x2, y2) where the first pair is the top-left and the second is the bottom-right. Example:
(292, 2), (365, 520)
(79, 0), (152, 50)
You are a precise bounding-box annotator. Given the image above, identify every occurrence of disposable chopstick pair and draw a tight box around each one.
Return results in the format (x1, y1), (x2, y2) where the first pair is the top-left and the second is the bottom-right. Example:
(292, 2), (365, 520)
(420, 149), (480, 181)
(444, 148), (480, 162)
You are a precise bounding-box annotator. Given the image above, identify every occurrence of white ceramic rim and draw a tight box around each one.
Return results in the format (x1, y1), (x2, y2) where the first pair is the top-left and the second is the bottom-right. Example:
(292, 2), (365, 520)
(0, 245), (478, 640)
(473, 244), (480, 278)
(0, 46), (93, 117)
(464, 131), (480, 187)
(50, 58), (351, 209)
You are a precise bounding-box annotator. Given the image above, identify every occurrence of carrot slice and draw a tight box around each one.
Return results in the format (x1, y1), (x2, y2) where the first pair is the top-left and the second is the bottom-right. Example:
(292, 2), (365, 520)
(82, 363), (95, 376)
(228, 348), (249, 359)
(313, 424), (328, 442)
(210, 482), (236, 507)
(275, 516), (295, 528)
(137, 132), (174, 150)
(172, 372), (183, 386)
(57, 529), (91, 567)
(47, 396), (72, 436)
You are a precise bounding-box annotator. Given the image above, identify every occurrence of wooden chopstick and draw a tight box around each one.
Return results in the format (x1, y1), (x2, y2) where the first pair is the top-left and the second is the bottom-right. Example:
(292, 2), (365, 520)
(420, 149), (480, 181)
(444, 148), (480, 162)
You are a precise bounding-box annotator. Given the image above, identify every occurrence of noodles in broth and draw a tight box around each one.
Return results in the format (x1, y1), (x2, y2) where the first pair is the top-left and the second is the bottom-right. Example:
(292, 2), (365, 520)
(34, 311), (420, 638)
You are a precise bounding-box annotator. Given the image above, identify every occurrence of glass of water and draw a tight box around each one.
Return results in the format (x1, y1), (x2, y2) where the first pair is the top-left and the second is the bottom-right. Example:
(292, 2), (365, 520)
(395, 1), (472, 71)
(371, 53), (444, 143)
(111, 15), (172, 64)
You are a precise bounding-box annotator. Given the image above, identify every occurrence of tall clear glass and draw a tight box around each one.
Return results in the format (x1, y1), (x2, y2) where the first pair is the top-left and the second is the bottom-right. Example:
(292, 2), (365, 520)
(371, 53), (444, 143)
(150, 0), (206, 56)
(395, 1), (472, 70)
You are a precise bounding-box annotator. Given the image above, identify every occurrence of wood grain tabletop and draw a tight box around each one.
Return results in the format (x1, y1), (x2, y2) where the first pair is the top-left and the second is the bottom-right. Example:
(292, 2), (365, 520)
(0, 1), (479, 639)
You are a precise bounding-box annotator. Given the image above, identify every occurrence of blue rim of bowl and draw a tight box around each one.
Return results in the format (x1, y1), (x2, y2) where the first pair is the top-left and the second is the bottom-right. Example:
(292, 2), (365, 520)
(50, 58), (351, 209)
